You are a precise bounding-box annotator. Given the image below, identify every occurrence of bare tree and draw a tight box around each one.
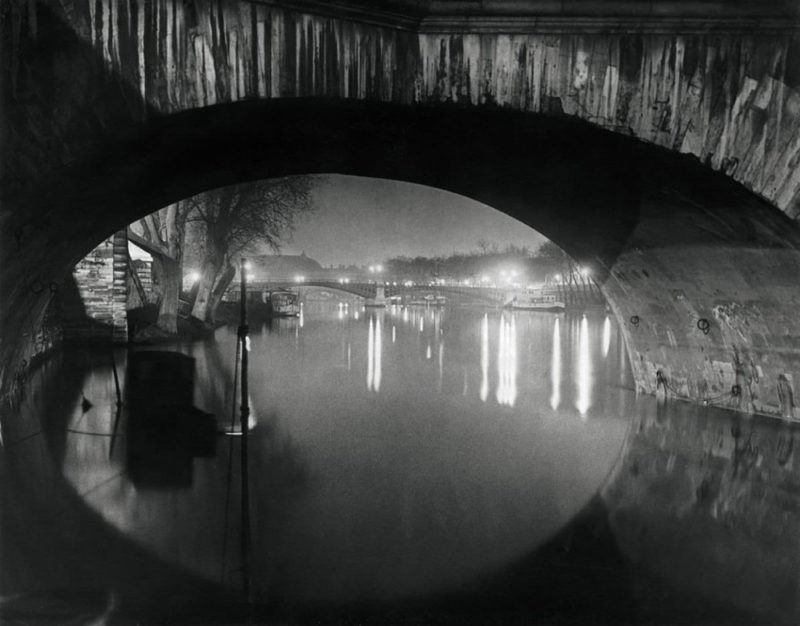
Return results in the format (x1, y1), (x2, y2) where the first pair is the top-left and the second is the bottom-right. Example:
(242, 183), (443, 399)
(188, 177), (314, 324)
(535, 240), (568, 261)
(536, 240), (579, 285)
(130, 201), (191, 334)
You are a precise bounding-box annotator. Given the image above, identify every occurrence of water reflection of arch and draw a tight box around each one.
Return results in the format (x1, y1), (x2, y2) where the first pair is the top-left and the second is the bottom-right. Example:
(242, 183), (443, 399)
(602, 402), (800, 622)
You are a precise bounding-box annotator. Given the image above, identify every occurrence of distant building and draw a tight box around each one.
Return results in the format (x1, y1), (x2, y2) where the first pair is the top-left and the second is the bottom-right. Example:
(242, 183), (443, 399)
(246, 252), (325, 281)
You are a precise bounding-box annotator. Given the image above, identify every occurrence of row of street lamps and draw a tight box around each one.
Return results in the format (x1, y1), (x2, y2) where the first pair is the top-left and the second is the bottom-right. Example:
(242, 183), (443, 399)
(183, 262), (591, 287)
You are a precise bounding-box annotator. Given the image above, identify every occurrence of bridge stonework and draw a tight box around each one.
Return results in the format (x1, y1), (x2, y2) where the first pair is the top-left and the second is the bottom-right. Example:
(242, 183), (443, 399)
(62, 231), (129, 342)
(46, 0), (800, 215)
(4, 1), (800, 419)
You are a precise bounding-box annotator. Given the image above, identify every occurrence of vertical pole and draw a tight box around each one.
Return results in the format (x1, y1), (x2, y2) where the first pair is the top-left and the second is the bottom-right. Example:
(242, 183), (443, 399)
(110, 350), (122, 407)
(239, 258), (251, 601)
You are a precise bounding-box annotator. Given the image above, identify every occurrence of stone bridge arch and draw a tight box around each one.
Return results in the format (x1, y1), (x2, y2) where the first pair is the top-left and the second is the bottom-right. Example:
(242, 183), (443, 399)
(4, 2), (800, 419)
(26, 0), (800, 214)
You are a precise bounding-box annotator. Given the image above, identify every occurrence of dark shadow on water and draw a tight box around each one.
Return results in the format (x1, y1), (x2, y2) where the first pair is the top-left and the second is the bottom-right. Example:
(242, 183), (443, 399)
(0, 353), (237, 625)
(246, 495), (759, 626)
(604, 401), (800, 625)
(125, 351), (217, 489)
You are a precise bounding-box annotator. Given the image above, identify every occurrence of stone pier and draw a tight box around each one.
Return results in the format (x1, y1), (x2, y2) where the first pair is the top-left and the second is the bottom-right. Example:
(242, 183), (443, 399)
(365, 285), (388, 308)
(63, 231), (129, 343)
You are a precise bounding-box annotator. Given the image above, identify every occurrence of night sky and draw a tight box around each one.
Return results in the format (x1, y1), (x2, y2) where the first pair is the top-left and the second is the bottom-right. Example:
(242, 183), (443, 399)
(279, 175), (546, 267)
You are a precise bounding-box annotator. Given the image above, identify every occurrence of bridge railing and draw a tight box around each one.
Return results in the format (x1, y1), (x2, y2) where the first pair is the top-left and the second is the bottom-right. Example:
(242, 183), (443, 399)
(222, 277), (605, 308)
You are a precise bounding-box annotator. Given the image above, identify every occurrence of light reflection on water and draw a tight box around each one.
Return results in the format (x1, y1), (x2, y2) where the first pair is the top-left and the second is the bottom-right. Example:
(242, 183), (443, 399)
(576, 315), (591, 418)
(496, 314), (517, 407)
(53, 302), (635, 604)
(480, 313), (489, 402)
(550, 317), (561, 410)
(366, 315), (382, 392)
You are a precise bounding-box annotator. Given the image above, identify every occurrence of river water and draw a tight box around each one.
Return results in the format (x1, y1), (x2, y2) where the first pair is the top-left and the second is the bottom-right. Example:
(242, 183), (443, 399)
(8, 300), (800, 623)
(7, 302), (638, 608)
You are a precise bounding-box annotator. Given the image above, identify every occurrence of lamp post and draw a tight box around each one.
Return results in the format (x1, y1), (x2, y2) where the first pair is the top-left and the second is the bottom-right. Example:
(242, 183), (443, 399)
(238, 258), (251, 601)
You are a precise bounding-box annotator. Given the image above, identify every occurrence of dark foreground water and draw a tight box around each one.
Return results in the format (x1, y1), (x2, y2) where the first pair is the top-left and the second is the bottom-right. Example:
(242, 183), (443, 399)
(3, 303), (799, 624)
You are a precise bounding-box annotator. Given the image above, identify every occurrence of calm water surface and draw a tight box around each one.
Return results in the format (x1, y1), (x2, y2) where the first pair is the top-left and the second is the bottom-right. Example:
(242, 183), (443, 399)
(35, 303), (636, 604)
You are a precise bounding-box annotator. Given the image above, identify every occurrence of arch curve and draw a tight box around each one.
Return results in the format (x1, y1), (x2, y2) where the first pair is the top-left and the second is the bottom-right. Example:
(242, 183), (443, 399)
(4, 98), (800, 417)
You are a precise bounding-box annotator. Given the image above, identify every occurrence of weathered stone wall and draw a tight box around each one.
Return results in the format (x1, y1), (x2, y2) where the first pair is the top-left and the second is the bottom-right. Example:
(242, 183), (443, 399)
(63, 232), (128, 343)
(590, 146), (800, 417)
(606, 246), (800, 416)
(0, 308), (62, 407)
(49, 0), (800, 216)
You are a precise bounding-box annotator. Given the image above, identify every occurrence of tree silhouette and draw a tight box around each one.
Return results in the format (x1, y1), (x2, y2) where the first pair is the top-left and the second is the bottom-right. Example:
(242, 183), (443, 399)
(131, 201), (192, 334)
(188, 177), (314, 324)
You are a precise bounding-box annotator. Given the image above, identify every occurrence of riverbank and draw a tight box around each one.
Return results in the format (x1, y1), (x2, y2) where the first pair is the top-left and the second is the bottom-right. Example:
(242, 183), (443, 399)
(128, 305), (228, 344)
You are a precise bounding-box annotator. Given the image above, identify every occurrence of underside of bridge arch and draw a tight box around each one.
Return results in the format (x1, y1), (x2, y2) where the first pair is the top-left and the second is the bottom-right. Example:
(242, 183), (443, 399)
(5, 96), (800, 419)
(4, 5), (800, 419)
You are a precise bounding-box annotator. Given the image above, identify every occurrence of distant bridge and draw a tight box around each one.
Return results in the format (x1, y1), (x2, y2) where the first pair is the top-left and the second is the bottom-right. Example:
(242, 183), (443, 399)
(230, 279), (605, 308)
